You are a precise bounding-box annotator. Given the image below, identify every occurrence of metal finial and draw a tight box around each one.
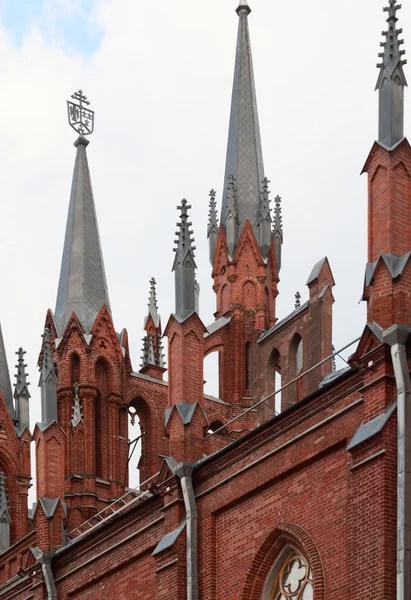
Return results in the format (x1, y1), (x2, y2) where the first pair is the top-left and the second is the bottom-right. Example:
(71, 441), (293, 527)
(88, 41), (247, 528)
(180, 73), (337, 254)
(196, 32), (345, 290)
(236, 0), (251, 15)
(67, 90), (95, 137)
(295, 291), (301, 310)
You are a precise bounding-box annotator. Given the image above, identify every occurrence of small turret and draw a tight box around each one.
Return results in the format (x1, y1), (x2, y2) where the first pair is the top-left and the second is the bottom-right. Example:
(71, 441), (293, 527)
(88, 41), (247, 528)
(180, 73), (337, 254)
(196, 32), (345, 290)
(39, 328), (58, 426)
(258, 177), (272, 258)
(172, 200), (197, 320)
(376, 0), (407, 148)
(14, 348), (30, 432)
(140, 279), (166, 378)
(207, 189), (219, 265)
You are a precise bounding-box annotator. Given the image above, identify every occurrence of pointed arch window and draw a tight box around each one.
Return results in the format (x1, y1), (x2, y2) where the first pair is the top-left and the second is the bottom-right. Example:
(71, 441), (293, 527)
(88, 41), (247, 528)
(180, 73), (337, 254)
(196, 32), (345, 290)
(264, 548), (313, 600)
(0, 473), (11, 554)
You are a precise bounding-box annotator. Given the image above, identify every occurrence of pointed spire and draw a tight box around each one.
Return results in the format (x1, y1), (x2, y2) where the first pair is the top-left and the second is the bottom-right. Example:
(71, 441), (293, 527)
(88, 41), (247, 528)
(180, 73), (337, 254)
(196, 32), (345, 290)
(0, 323), (15, 422)
(39, 328), (58, 426)
(258, 177), (272, 258)
(145, 278), (160, 329)
(172, 200), (197, 319)
(0, 473), (11, 554)
(376, 0), (407, 148)
(221, 2), (265, 249)
(55, 94), (110, 335)
(207, 189), (219, 265)
(273, 195), (283, 272)
(14, 348), (30, 431)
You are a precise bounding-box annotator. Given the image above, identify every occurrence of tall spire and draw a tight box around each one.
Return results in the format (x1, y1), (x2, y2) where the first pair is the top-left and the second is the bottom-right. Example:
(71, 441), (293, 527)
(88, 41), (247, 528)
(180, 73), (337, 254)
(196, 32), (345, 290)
(39, 328), (58, 426)
(220, 1), (265, 248)
(55, 92), (111, 335)
(376, 0), (407, 148)
(14, 348), (30, 431)
(172, 199), (197, 320)
(0, 323), (15, 421)
(207, 189), (219, 265)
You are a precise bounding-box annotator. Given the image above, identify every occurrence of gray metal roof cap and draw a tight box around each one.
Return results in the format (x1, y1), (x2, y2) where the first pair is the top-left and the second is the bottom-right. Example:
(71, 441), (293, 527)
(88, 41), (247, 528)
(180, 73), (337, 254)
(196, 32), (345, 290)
(54, 137), (111, 335)
(306, 257), (327, 286)
(221, 2), (265, 243)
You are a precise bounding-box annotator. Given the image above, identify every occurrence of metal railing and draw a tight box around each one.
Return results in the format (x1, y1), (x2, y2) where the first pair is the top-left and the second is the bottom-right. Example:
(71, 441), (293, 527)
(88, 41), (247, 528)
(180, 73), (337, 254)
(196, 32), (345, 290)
(205, 336), (361, 439)
(66, 471), (159, 543)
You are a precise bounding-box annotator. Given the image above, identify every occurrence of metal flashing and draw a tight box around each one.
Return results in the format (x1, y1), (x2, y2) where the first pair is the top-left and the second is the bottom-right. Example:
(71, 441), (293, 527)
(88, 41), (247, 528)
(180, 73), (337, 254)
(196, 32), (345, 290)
(152, 519), (186, 556)
(258, 301), (309, 343)
(306, 257), (327, 286)
(365, 251), (411, 288)
(204, 316), (232, 338)
(347, 401), (397, 451)
(165, 401), (207, 427)
(319, 366), (352, 388)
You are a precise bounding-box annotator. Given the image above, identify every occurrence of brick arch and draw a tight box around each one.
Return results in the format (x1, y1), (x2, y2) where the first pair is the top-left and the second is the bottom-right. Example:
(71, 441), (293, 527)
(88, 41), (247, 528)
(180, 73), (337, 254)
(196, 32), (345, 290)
(93, 355), (117, 393)
(241, 522), (325, 600)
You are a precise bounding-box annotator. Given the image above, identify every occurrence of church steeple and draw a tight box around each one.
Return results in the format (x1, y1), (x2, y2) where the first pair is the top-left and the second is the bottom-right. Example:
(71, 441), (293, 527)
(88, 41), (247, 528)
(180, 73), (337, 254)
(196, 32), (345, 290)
(54, 92), (110, 335)
(376, 0), (407, 148)
(0, 323), (15, 422)
(220, 1), (265, 252)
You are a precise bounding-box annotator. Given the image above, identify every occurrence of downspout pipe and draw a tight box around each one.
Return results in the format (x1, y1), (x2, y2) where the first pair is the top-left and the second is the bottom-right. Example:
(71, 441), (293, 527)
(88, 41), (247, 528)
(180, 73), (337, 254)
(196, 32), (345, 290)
(383, 324), (411, 600)
(30, 548), (57, 600)
(174, 462), (198, 600)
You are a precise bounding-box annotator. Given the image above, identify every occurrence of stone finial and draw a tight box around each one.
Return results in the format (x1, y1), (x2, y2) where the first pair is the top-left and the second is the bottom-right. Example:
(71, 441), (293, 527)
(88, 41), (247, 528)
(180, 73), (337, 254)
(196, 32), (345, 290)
(207, 189), (219, 266)
(273, 195), (283, 273)
(172, 200), (197, 319)
(295, 292), (301, 310)
(71, 383), (83, 427)
(14, 347), (30, 431)
(376, 0), (407, 147)
(39, 328), (58, 426)
(258, 177), (272, 258)
(146, 278), (160, 328)
(225, 176), (239, 257)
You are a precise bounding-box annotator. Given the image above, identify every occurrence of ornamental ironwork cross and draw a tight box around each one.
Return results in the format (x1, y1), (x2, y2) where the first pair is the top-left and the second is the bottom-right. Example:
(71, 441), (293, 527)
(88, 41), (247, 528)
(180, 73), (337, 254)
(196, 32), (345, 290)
(67, 90), (95, 136)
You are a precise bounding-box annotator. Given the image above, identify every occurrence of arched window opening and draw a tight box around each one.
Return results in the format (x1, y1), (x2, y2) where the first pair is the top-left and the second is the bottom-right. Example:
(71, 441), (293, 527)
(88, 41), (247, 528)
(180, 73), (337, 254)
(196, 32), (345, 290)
(204, 350), (222, 398)
(245, 342), (252, 392)
(207, 420), (224, 435)
(267, 349), (281, 415)
(71, 353), (80, 386)
(0, 472), (11, 554)
(95, 360), (108, 479)
(127, 397), (150, 490)
(289, 334), (303, 402)
(263, 547), (313, 600)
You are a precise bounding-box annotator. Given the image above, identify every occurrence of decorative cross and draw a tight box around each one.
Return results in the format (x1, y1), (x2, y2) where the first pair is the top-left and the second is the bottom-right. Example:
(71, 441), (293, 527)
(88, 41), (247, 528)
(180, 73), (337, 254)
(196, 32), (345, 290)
(67, 90), (95, 136)
(295, 291), (301, 310)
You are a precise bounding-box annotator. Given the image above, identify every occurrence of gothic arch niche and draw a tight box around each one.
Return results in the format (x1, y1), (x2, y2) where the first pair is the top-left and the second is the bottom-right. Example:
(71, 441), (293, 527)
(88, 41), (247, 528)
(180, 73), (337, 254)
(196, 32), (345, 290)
(128, 396), (152, 489)
(70, 353), (80, 386)
(0, 467), (11, 553)
(95, 358), (110, 479)
(220, 284), (230, 314)
(241, 524), (324, 600)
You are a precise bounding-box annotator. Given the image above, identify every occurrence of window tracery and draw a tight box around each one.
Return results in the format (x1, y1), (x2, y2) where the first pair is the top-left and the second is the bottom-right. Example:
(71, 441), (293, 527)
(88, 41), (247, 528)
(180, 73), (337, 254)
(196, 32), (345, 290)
(270, 551), (313, 600)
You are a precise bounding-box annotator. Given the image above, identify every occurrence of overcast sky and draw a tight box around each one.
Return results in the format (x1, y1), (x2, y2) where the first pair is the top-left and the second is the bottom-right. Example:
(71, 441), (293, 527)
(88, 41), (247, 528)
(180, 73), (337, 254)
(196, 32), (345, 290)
(0, 0), (409, 483)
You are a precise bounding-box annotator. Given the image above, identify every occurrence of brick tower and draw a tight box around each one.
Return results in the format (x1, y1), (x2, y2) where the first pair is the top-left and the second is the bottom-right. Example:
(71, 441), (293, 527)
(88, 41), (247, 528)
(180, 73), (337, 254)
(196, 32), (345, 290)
(208, 0), (282, 403)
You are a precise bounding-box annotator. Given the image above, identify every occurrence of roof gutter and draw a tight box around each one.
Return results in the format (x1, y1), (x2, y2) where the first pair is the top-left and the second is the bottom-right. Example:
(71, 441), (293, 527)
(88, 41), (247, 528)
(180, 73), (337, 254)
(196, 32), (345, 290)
(383, 324), (411, 600)
(30, 548), (57, 600)
(174, 463), (198, 600)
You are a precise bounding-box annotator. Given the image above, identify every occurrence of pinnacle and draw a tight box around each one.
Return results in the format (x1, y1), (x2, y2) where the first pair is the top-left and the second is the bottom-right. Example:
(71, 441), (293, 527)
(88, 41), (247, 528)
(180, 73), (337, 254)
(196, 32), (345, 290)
(146, 278), (160, 328)
(173, 199), (196, 260)
(273, 195), (283, 235)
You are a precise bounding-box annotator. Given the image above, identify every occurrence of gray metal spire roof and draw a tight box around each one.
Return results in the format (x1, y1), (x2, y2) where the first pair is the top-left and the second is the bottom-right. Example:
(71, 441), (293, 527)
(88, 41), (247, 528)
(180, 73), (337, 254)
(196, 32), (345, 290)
(144, 278), (160, 328)
(258, 177), (272, 258)
(14, 348), (30, 431)
(221, 1), (265, 246)
(54, 137), (111, 335)
(376, 0), (407, 148)
(0, 323), (15, 421)
(172, 199), (197, 320)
